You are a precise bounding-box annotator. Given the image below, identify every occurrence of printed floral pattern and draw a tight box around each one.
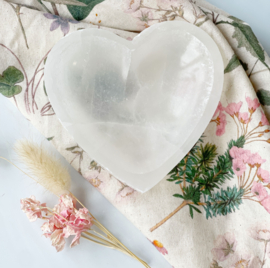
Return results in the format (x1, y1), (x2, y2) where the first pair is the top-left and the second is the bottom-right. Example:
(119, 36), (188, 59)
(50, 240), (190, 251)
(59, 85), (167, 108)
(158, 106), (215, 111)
(152, 240), (168, 255)
(1, 0), (270, 267)
(150, 96), (270, 232)
(211, 222), (270, 267)
(44, 13), (78, 35)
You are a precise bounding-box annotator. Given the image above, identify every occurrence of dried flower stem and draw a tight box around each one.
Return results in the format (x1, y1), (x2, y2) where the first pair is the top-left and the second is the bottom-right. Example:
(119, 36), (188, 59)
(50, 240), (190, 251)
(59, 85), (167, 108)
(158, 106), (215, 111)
(8, 4), (29, 49)
(81, 234), (115, 249)
(69, 192), (150, 268)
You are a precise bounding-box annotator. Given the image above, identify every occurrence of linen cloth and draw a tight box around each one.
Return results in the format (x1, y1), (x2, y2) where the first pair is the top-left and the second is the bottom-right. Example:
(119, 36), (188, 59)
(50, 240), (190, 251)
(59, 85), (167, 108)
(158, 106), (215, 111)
(1, 0), (270, 267)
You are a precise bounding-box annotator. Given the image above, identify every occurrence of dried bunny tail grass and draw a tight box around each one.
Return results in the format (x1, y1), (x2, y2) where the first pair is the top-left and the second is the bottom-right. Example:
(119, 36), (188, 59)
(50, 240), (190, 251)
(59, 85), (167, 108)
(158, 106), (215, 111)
(15, 139), (71, 196)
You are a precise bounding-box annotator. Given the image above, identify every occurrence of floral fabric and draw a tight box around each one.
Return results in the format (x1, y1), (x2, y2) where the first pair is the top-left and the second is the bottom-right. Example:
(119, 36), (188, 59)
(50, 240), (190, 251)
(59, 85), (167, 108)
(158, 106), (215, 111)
(1, 0), (270, 267)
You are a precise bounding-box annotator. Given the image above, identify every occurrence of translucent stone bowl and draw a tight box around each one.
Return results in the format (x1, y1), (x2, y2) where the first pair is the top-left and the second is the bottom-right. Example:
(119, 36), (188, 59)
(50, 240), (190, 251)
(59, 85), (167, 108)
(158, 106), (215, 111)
(44, 21), (224, 192)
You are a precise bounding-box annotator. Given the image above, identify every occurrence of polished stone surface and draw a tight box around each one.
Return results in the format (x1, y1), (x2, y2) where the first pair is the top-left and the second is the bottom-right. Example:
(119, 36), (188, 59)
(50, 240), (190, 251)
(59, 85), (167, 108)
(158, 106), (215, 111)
(44, 21), (224, 192)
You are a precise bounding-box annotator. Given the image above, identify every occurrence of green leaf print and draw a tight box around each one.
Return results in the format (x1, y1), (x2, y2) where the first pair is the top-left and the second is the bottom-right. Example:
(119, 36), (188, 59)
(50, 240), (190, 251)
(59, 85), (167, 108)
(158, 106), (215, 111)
(216, 20), (270, 71)
(239, 60), (248, 71)
(0, 66), (24, 98)
(227, 15), (244, 24)
(149, 137), (247, 232)
(224, 54), (241, 74)
(204, 186), (244, 219)
(257, 89), (270, 106)
(67, 0), (104, 21)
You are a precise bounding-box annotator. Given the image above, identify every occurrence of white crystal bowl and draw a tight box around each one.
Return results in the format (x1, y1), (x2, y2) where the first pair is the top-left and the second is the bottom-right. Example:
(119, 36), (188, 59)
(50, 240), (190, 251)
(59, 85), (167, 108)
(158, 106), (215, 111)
(44, 21), (224, 192)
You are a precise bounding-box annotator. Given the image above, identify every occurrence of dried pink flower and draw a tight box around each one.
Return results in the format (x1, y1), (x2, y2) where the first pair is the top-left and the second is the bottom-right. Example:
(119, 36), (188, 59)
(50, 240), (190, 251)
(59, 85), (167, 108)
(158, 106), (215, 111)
(41, 221), (55, 235)
(246, 96), (260, 114)
(232, 158), (246, 176)
(257, 168), (270, 183)
(20, 196), (47, 222)
(225, 102), (242, 117)
(152, 240), (168, 255)
(69, 208), (93, 232)
(40, 194), (93, 251)
(259, 111), (270, 126)
(50, 229), (66, 252)
(251, 181), (268, 201)
(53, 194), (76, 219)
(211, 232), (236, 261)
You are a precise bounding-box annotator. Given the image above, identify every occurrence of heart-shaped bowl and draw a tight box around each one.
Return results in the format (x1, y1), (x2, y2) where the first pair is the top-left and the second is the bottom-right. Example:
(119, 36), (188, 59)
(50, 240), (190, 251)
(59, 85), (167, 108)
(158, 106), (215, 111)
(44, 21), (224, 193)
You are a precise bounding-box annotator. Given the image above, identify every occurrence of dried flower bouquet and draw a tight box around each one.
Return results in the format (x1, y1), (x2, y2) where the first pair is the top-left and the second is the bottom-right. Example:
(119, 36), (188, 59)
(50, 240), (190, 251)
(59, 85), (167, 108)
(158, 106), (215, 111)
(1, 140), (150, 268)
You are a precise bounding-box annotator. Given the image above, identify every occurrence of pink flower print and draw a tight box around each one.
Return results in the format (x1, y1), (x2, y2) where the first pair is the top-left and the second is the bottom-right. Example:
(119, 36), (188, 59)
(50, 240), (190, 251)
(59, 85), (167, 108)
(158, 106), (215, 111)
(20, 196), (48, 222)
(249, 222), (270, 242)
(85, 170), (110, 190)
(50, 229), (66, 252)
(152, 240), (168, 255)
(232, 158), (246, 176)
(125, 0), (141, 13)
(211, 232), (237, 261)
(115, 185), (137, 203)
(229, 253), (252, 268)
(216, 112), (227, 136)
(246, 96), (260, 114)
(229, 147), (251, 163)
(257, 168), (270, 183)
(259, 111), (270, 126)
(246, 153), (266, 168)
(131, 8), (154, 28)
(261, 196), (270, 213)
(251, 181), (268, 201)
(238, 112), (250, 124)
(213, 101), (225, 118)
(225, 102), (242, 117)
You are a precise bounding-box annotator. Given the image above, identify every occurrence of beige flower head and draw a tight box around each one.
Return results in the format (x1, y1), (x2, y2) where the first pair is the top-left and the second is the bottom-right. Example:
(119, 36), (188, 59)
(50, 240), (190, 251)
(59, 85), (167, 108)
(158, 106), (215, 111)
(15, 140), (71, 196)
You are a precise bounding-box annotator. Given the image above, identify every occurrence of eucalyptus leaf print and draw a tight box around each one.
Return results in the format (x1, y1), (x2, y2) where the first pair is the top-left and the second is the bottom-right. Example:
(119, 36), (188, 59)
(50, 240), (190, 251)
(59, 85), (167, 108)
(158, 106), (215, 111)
(67, 0), (104, 21)
(0, 66), (24, 98)
(224, 54), (241, 74)
(216, 18), (270, 71)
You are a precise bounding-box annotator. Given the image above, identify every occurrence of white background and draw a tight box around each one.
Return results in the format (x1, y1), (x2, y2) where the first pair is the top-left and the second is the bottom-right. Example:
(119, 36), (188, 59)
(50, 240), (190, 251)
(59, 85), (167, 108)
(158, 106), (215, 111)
(0, 1), (269, 267)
